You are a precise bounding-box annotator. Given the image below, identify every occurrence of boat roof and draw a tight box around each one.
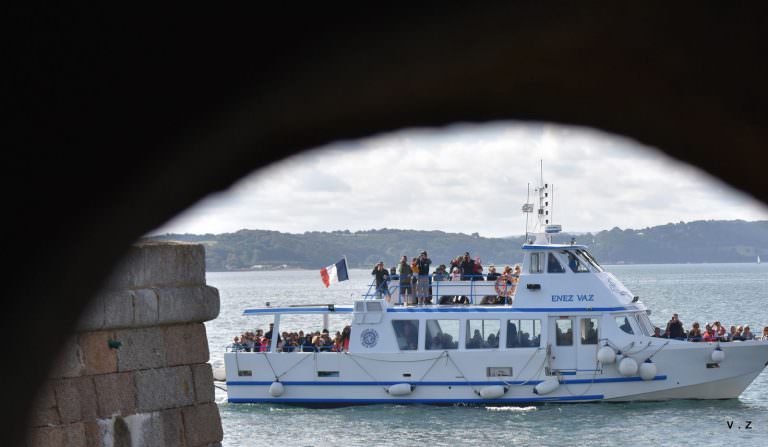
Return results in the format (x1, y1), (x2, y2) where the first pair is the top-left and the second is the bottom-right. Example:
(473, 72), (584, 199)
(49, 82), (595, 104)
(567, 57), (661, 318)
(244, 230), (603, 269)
(521, 244), (588, 250)
(243, 305), (354, 315)
(242, 304), (637, 315)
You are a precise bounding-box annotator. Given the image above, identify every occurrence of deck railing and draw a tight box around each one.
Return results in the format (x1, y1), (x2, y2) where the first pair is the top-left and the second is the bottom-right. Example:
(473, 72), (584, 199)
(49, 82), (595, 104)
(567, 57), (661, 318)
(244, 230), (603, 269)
(363, 274), (516, 305)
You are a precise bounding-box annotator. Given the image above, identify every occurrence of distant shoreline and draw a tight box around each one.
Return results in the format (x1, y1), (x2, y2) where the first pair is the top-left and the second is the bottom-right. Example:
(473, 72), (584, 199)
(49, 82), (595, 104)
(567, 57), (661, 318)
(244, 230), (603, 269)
(150, 221), (768, 271)
(206, 260), (766, 273)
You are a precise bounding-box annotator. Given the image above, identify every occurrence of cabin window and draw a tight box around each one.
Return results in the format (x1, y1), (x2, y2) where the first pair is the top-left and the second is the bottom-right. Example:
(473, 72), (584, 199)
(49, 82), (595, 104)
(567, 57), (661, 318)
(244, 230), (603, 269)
(555, 319), (573, 345)
(529, 253), (544, 273)
(576, 249), (604, 272)
(632, 313), (652, 336)
(466, 319), (500, 349)
(425, 319), (459, 350)
(564, 251), (590, 273)
(506, 319), (541, 348)
(616, 316), (634, 335)
(636, 312), (655, 336)
(547, 253), (565, 273)
(392, 320), (419, 350)
(580, 318), (599, 344)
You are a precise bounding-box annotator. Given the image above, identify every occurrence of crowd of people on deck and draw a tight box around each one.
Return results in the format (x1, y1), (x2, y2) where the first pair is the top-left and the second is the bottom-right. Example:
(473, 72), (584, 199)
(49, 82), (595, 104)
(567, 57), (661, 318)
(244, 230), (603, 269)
(371, 250), (521, 306)
(230, 323), (352, 352)
(653, 313), (768, 342)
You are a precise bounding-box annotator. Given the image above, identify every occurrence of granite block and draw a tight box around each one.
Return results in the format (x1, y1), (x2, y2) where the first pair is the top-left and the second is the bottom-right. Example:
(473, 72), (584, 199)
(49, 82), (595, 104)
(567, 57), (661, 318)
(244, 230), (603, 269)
(135, 366), (194, 412)
(93, 372), (136, 418)
(116, 327), (166, 371)
(165, 324), (210, 367)
(182, 403), (223, 447)
(79, 331), (118, 375)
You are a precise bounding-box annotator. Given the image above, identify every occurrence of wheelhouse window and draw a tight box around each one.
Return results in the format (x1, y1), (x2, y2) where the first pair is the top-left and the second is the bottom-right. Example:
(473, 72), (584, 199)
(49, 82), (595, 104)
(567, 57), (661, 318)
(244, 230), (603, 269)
(580, 318), (599, 344)
(392, 320), (419, 351)
(576, 249), (604, 272)
(555, 319), (573, 345)
(425, 319), (459, 350)
(616, 316), (634, 335)
(506, 319), (541, 348)
(547, 253), (565, 273)
(466, 319), (500, 349)
(529, 252), (544, 273)
(637, 312), (655, 336)
(564, 251), (590, 273)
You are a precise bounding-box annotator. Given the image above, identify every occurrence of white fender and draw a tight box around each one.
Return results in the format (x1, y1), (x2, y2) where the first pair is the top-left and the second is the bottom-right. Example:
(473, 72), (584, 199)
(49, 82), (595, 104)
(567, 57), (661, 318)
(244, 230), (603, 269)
(479, 385), (507, 399)
(212, 366), (226, 382)
(533, 377), (559, 395)
(387, 383), (414, 396)
(639, 360), (657, 381)
(269, 381), (284, 397)
(618, 357), (639, 377)
(615, 351), (625, 365)
(597, 346), (616, 364)
(711, 348), (725, 363)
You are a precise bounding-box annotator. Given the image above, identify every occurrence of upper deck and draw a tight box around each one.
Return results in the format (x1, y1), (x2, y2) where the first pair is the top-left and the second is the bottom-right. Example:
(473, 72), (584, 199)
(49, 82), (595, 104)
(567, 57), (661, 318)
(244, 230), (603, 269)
(358, 243), (643, 313)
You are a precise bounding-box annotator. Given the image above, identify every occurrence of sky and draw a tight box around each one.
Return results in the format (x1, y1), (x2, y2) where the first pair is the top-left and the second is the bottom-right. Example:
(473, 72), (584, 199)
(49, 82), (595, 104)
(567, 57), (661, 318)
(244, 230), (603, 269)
(152, 121), (768, 238)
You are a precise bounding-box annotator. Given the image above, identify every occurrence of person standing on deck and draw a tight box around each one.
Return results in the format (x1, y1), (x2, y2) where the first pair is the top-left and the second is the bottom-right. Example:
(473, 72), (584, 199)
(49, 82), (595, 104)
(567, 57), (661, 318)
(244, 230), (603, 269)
(416, 250), (432, 305)
(459, 252), (475, 280)
(371, 261), (391, 302)
(665, 314), (685, 340)
(397, 255), (413, 305)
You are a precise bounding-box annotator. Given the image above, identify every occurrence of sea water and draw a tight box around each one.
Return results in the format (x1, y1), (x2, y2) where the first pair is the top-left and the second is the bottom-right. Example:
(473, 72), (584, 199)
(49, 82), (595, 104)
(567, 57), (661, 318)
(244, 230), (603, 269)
(206, 264), (768, 446)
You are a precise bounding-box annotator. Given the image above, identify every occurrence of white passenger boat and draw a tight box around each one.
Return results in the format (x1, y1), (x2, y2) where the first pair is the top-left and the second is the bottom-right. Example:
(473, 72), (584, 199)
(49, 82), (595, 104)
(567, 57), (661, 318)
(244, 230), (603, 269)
(224, 177), (768, 405)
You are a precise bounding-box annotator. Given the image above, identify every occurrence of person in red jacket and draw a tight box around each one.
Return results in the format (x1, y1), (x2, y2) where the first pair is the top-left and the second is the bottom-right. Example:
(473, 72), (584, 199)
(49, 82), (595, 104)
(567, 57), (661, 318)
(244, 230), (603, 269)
(702, 324), (717, 342)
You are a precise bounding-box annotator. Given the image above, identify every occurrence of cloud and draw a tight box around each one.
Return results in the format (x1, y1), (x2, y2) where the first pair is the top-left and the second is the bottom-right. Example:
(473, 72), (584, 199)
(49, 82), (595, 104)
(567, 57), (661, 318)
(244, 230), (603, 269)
(151, 121), (768, 236)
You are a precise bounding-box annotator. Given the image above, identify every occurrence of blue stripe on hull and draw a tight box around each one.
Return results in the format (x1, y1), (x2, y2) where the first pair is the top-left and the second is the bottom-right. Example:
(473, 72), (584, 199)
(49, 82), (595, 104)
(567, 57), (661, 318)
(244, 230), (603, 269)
(227, 376), (666, 387)
(387, 307), (627, 313)
(228, 395), (605, 404)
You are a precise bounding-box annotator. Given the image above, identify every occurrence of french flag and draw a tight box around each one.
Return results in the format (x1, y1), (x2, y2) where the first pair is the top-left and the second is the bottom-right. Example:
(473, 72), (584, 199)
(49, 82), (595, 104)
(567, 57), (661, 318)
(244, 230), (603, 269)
(320, 258), (349, 287)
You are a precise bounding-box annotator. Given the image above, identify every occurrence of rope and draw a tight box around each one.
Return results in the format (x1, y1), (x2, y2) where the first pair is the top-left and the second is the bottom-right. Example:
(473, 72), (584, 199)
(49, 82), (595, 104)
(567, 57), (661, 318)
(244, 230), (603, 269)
(416, 352), (448, 382)
(499, 347), (547, 387)
(344, 352), (388, 392)
(273, 352), (314, 380)
(444, 351), (479, 395)
(643, 339), (670, 361)
(260, 352), (279, 380)
(561, 362), (600, 398)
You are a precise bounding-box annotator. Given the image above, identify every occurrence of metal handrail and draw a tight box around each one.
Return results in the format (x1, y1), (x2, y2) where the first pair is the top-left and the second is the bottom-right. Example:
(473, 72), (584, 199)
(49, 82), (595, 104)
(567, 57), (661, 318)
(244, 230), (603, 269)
(363, 273), (515, 304)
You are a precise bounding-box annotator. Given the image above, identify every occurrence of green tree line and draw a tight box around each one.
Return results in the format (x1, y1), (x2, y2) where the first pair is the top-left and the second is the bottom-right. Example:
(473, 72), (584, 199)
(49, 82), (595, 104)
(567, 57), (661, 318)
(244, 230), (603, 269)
(148, 220), (768, 271)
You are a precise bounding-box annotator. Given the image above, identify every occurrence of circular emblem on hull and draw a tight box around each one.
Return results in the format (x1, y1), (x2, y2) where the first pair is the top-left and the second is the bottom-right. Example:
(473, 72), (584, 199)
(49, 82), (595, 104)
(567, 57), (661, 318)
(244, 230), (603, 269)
(360, 328), (379, 348)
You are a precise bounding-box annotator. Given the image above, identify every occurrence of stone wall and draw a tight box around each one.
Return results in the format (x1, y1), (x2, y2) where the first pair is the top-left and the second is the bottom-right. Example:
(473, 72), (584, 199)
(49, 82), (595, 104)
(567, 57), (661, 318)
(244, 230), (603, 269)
(28, 242), (223, 447)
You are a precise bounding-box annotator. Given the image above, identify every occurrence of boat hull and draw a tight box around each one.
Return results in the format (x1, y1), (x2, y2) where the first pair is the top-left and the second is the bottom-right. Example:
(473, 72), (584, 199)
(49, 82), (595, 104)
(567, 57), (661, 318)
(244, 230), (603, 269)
(225, 341), (768, 405)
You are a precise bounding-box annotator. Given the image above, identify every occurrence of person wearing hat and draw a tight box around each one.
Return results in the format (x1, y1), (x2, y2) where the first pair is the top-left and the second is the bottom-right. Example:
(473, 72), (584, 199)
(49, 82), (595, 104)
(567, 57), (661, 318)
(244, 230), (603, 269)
(371, 261), (391, 302)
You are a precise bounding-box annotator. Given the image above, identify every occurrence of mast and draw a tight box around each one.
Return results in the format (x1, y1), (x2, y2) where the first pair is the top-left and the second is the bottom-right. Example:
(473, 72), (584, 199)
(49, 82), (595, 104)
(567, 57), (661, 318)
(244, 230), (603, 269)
(526, 160), (560, 244)
(524, 183), (531, 241)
